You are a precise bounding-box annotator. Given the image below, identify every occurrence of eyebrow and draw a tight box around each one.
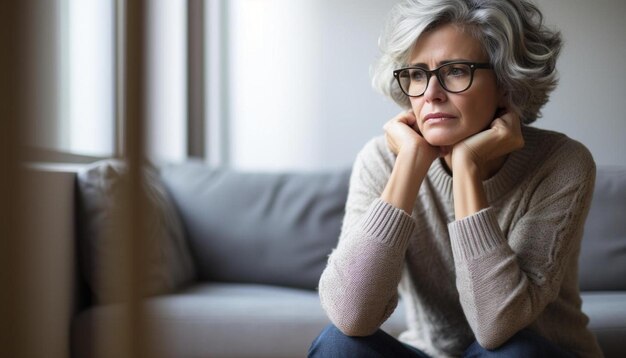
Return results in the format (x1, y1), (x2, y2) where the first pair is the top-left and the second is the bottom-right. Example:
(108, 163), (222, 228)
(409, 59), (473, 68)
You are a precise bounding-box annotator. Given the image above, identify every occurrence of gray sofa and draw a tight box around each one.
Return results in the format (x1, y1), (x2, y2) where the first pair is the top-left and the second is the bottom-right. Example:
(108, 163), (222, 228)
(72, 161), (626, 358)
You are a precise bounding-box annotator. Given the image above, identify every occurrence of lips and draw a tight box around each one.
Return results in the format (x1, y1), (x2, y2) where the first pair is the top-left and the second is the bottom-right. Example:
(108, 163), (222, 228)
(423, 112), (456, 124)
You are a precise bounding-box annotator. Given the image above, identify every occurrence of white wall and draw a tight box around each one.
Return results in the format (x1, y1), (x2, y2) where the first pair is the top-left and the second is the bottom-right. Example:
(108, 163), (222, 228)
(228, 0), (626, 170)
(227, 0), (398, 171)
(226, 0), (626, 171)
(534, 0), (626, 167)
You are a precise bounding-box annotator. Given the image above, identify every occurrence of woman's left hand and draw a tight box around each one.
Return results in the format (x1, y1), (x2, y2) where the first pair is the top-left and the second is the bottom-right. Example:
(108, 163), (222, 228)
(451, 109), (525, 176)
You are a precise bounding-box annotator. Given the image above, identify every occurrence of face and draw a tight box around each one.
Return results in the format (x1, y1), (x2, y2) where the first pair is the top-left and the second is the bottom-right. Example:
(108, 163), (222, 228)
(409, 23), (504, 147)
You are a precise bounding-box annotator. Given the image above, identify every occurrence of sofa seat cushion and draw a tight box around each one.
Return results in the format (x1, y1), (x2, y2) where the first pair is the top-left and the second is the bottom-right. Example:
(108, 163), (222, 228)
(72, 283), (407, 358)
(581, 291), (626, 358)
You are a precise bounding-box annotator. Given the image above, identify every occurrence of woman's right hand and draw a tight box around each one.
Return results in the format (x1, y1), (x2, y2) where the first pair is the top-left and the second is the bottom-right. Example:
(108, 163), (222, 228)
(383, 109), (440, 162)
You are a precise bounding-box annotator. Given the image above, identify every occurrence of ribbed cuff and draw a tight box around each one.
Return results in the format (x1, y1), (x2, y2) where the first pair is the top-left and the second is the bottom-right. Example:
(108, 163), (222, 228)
(448, 208), (505, 261)
(359, 198), (415, 249)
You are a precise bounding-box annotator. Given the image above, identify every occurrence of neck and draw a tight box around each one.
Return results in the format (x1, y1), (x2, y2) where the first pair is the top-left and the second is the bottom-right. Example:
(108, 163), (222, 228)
(442, 153), (508, 180)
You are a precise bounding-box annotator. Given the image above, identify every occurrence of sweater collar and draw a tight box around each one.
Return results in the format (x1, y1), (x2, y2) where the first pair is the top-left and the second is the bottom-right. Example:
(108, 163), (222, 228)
(428, 126), (537, 203)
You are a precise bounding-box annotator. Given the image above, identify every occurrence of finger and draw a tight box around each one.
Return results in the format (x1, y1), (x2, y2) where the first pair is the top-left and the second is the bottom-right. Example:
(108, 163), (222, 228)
(490, 117), (506, 129)
(391, 109), (417, 126)
(492, 110), (520, 129)
(384, 132), (398, 154)
(499, 110), (520, 125)
(404, 109), (417, 126)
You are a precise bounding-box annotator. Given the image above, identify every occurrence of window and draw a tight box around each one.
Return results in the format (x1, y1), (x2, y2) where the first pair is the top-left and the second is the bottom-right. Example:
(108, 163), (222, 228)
(59, 0), (116, 157)
(40, 0), (188, 163)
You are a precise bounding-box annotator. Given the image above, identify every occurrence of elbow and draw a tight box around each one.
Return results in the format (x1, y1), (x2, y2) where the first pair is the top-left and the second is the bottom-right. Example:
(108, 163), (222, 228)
(474, 332), (508, 351)
(472, 321), (520, 350)
(319, 292), (382, 337)
(329, 313), (380, 337)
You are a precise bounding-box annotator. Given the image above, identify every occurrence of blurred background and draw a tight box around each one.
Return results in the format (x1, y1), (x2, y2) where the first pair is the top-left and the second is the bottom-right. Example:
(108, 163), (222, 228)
(1, 1), (625, 357)
(11, 0), (626, 171)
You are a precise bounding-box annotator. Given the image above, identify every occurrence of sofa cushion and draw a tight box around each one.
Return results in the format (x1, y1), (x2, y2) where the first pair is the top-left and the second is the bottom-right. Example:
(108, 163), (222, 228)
(579, 166), (626, 291)
(77, 160), (196, 303)
(160, 162), (350, 290)
(581, 292), (626, 358)
(72, 283), (407, 358)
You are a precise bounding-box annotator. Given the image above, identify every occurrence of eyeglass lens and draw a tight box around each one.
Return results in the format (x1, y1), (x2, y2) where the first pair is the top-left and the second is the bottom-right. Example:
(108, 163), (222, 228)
(397, 63), (473, 96)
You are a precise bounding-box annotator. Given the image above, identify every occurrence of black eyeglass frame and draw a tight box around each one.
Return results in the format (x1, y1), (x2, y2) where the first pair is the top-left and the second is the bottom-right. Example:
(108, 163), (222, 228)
(393, 61), (493, 97)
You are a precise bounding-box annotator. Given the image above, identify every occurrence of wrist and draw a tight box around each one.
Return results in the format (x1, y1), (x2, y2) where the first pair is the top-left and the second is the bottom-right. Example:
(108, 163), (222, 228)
(452, 159), (487, 219)
(382, 145), (432, 215)
(452, 153), (482, 179)
(400, 141), (438, 167)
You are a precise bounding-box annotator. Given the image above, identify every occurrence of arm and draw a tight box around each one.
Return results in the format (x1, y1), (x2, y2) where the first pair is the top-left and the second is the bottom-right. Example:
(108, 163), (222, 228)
(451, 156), (595, 348)
(450, 125), (596, 348)
(451, 111), (524, 219)
(382, 110), (440, 214)
(318, 111), (438, 336)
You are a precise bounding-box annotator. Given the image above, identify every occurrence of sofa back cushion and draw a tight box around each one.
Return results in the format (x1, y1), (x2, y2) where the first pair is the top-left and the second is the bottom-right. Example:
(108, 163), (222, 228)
(77, 160), (197, 303)
(579, 166), (626, 290)
(160, 162), (350, 290)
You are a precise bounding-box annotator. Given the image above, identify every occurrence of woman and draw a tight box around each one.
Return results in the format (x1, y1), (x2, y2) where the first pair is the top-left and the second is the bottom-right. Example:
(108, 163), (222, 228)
(309, 0), (603, 357)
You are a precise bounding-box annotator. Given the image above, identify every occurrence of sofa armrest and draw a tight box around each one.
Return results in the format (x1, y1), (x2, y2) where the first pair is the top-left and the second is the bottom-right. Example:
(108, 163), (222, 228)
(20, 163), (84, 357)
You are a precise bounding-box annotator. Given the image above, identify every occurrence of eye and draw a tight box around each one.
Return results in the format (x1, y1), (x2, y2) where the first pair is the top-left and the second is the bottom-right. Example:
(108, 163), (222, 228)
(444, 65), (470, 78)
(410, 69), (427, 81)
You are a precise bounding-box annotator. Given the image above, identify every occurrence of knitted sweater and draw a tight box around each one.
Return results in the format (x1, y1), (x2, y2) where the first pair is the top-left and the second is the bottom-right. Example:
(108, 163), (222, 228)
(318, 126), (603, 357)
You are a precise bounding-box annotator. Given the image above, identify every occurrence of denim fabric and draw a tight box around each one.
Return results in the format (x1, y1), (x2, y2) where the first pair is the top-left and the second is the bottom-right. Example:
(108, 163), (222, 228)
(308, 324), (575, 358)
(308, 324), (430, 358)
(463, 329), (576, 358)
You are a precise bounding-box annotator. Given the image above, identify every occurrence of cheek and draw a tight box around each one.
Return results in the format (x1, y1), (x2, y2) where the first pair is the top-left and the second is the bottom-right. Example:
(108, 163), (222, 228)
(461, 98), (498, 130)
(410, 100), (424, 131)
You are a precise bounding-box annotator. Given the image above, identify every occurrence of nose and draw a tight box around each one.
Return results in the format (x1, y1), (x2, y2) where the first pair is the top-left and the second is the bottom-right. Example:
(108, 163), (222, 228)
(423, 74), (447, 103)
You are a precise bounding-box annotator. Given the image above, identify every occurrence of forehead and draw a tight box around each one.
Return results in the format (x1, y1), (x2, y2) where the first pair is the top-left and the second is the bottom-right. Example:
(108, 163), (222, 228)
(409, 23), (488, 65)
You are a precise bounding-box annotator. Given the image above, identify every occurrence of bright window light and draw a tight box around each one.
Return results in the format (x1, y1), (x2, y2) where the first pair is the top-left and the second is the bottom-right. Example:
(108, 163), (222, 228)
(60, 0), (115, 157)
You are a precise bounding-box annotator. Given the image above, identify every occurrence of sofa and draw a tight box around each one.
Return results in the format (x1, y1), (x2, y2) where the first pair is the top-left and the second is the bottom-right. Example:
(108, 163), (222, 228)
(70, 160), (626, 358)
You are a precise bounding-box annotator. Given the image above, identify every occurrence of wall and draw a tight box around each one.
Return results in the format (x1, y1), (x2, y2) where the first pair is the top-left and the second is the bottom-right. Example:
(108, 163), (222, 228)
(534, 0), (626, 167)
(22, 0), (62, 151)
(227, 0), (398, 171)
(226, 0), (626, 171)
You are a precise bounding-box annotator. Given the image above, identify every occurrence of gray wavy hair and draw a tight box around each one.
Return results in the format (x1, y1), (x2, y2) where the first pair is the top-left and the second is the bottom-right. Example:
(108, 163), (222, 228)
(371, 0), (562, 124)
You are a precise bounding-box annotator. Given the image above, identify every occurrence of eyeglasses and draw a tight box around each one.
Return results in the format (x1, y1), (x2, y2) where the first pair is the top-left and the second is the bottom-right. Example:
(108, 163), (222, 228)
(393, 61), (493, 97)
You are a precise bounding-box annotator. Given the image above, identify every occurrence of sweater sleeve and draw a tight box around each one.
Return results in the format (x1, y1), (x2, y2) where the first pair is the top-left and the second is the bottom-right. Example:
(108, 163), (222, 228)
(318, 138), (415, 336)
(448, 141), (596, 349)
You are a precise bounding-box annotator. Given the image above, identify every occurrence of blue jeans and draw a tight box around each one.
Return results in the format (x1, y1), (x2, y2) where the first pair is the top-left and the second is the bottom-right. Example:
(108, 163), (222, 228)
(308, 324), (576, 358)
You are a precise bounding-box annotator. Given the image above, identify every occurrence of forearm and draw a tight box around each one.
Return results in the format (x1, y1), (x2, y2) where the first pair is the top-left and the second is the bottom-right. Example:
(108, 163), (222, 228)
(449, 171), (593, 349)
(449, 209), (545, 349)
(381, 145), (433, 214)
(452, 160), (488, 219)
(319, 199), (414, 336)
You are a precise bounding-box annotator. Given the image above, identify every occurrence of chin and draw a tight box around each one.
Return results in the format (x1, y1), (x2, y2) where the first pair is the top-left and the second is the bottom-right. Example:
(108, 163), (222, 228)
(423, 132), (460, 147)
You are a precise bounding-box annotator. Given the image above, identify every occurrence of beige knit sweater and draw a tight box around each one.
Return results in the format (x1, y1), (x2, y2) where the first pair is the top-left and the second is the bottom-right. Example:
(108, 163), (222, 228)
(318, 126), (603, 357)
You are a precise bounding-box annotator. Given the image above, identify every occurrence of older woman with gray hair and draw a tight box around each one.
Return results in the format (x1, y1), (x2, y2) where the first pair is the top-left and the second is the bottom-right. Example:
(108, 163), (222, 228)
(309, 0), (602, 357)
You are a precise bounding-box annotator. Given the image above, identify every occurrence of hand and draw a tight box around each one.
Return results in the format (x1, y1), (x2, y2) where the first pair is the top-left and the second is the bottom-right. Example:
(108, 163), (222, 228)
(450, 109), (524, 218)
(451, 109), (524, 177)
(383, 110), (440, 162)
(381, 110), (440, 214)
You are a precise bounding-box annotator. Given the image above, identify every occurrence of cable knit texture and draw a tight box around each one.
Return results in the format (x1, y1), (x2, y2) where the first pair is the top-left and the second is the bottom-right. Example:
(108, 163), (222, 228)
(318, 126), (603, 357)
